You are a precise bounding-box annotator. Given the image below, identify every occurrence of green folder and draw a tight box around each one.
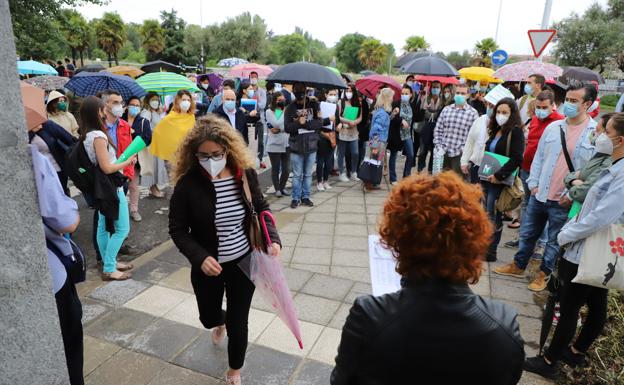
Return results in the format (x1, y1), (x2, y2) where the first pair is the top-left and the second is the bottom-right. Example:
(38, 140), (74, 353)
(343, 106), (359, 121)
(568, 201), (582, 219)
(274, 109), (283, 120)
(478, 151), (518, 186)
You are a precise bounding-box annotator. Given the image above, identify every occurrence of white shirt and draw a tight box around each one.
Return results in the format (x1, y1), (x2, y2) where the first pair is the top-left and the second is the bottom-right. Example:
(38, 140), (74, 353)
(226, 109), (236, 128)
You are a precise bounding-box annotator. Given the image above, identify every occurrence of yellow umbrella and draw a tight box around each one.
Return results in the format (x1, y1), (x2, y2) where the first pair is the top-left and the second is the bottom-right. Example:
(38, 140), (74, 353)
(149, 111), (196, 161)
(108, 65), (144, 78)
(459, 67), (496, 82)
(485, 76), (504, 84)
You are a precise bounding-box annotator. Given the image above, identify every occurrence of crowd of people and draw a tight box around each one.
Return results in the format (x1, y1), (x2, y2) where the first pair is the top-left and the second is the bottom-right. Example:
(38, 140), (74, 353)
(27, 63), (624, 385)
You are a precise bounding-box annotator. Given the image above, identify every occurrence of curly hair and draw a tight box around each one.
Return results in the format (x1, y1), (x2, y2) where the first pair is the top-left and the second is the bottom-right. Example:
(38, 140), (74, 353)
(171, 114), (254, 184)
(378, 172), (492, 284)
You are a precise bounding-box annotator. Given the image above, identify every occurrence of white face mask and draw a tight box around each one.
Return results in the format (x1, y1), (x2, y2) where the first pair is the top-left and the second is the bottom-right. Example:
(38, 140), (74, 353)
(149, 100), (160, 110)
(179, 100), (191, 112)
(495, 113), (509, 126)
(250, 78), (258, 85)
(326, 95), (338, 103)
(111, 104), (124, 118)
(595, 133), (614, 155)
(199, 157), (227, 177)
(201, 83), (209, 90)
(345, 92), (353, 100)
(274, 84), (282, 92)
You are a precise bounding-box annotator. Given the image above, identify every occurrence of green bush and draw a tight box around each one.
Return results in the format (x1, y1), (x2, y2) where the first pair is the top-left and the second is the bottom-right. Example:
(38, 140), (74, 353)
(600, 94), (620, 107)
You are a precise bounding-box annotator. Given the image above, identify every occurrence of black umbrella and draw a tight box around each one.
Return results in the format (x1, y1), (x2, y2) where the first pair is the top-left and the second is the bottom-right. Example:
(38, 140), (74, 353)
(559, 66), (605, 85)
(401, 54), (459, 77)
(140, 60), (183, 74)
(395, 51), (434, 68)
(341, 73), (354, 84)
(267, 62), (347, 89)
(74, 63), (105, 75)
(359, 70), (377, 76)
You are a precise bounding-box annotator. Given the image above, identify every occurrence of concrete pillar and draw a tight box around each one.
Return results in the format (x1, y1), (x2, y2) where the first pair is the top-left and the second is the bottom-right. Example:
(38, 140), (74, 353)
(0, 0), (71, 384)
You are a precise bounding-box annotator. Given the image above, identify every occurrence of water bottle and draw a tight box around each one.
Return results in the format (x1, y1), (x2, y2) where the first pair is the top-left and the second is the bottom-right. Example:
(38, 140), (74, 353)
(432, 147), (445, 175)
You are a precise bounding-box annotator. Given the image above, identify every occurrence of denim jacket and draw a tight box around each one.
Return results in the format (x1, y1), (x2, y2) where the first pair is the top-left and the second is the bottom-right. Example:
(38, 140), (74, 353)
(369, 108), (391, 142)
(527, 118), (596, 203)
(559, 159), (624, 264)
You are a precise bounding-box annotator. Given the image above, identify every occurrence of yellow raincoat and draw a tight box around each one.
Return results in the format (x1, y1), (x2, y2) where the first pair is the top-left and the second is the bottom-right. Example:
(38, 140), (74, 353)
(149, 111), (196, 161)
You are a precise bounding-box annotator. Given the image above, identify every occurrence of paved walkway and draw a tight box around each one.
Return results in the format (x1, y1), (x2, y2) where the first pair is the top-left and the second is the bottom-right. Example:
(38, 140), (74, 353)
(77, 170), (554, 385)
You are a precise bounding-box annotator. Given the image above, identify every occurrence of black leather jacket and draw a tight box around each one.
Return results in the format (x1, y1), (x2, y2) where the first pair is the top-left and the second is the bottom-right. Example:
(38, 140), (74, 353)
(331, 279), (525, 385)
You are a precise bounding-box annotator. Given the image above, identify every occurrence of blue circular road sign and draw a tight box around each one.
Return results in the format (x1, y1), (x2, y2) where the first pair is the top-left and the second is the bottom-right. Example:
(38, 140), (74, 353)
(491, 50), (508, 66)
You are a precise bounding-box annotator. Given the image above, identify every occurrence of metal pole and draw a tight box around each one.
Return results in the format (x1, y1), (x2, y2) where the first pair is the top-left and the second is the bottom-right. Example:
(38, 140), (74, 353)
(495, 0), (503, 43)
(536, 0), (554, 61)
(199, 0), (205, 71)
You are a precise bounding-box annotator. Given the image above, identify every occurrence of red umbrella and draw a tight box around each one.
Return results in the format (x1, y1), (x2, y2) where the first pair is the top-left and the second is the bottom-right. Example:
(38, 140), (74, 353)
(355, 74), (402, 101)
(415, 75), (459, 85)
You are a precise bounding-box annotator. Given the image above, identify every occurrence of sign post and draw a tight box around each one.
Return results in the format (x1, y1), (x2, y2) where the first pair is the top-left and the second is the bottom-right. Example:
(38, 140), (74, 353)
(528, 29), (557, 59)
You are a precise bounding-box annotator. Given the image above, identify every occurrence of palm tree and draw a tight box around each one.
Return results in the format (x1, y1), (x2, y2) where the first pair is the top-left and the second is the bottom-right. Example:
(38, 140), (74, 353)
(358, 39), (387, 71)
(96, 12), (126, 67)
(59, 10), (91, 67)
(140, 19), (165, 61)
(403, 35), (430, 52)
(474, 38), (499, 67)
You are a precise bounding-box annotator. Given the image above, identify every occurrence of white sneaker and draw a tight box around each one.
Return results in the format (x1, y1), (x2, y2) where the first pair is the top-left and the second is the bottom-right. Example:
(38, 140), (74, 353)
(323, 181), (332, 190)
(391, 181), (398, 186)
(351, 172), (358, 181)
(339, 173), (349, 182)
(317, 182), (325, 191)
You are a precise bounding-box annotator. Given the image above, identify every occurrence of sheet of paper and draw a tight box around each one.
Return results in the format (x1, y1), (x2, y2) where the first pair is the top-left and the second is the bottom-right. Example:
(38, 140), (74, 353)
(298, 129), (315, 134)
(320, 101), (337, 129)
(368, 234), (402, 296)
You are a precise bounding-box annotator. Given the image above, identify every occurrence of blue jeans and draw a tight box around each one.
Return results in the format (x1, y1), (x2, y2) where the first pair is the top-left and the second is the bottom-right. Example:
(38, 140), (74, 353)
(389, 138), (414, 182)
(97, 189), (130, 273)
(290, 152), (316, 201)
(520, 170), (548, 246)
(513, 196), (569, 275)
(337, 140), (358, 174)
(485, 182), (504, 256)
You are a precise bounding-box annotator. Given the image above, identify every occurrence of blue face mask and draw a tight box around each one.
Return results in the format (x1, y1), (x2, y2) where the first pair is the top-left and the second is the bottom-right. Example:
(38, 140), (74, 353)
(535, 108), (550, 120)
(454, 94), (466, 105)
(486, 107), (494, 117)
(128, 106), (141, 117)
(563, 101), (579, 118)
(524, 84), (533, 95)
(224, 100), (236, 112)
(247, 89), (255, 98)
(431, 88), (441, 96)
(400, 94), (410, 103)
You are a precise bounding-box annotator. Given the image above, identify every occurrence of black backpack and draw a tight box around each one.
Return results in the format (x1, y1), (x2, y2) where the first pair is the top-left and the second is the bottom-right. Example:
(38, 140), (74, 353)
(65, 141), (96, 195)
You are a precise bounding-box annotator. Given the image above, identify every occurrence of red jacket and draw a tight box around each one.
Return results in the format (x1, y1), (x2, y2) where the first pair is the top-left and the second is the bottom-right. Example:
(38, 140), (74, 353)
(522, 110), (565, 172)
(114, 119), (134, 180)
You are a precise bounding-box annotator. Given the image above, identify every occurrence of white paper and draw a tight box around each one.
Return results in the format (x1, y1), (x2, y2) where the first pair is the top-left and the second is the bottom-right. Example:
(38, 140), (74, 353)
(298, 129), (315, 134)
(320, 102), (337, 129)
(368, 234), (402, 296)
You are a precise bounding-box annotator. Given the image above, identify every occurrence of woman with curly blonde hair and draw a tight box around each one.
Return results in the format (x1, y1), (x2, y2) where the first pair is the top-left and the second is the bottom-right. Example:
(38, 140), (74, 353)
(169, 115), (281, 385)
(331, 172), (525, 385)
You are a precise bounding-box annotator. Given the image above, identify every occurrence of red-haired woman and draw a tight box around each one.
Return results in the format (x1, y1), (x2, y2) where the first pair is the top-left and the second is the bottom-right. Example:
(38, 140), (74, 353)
(331, 172), (525, 385)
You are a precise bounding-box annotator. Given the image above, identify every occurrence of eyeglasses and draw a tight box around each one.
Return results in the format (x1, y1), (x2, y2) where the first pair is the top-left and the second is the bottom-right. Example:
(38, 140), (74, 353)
(196, 152), (226, 161)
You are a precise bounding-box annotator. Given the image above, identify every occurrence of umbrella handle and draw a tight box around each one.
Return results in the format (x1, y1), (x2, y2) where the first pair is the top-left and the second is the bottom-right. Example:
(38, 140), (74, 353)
(259, 211), (276, 246)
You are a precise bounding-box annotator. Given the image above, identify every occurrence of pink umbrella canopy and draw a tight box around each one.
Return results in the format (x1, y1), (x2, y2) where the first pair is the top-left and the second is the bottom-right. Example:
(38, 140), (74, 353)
(238, 211), (303, 349)
(493, 60), (563, 82)
(227, 63), (273, 79)
(355, 74), (402, 101)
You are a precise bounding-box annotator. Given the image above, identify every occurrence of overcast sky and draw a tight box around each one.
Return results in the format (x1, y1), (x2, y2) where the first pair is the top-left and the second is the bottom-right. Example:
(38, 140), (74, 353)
(77, 0), (605, 56)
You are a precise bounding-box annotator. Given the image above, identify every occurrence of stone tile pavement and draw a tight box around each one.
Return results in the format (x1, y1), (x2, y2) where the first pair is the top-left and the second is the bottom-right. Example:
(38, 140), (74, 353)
(77, 172), (553, 385)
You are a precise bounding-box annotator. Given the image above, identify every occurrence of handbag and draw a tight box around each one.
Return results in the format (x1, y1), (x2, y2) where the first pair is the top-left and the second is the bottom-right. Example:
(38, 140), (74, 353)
(241, 172), (266, 251)
(572, 224), (624, 290)
(495, 131), (524, 212)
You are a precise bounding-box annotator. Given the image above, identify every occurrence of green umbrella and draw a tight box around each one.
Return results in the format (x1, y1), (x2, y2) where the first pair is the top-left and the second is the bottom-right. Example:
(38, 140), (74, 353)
(136, 72), (199, 95)
(325, 66), (341, 76)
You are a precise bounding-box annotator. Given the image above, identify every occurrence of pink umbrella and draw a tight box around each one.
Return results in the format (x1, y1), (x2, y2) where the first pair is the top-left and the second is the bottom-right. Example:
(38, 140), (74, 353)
(355, 74), (402, 101)
(239, 211), (303, 349)
(227, 63), (273, 79)
(415, 75), (459, 85)
(493, 60), (563, 82)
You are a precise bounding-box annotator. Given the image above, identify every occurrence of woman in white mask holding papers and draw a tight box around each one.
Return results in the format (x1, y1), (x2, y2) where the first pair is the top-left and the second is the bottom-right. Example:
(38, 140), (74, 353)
(169, 115), (281, 385)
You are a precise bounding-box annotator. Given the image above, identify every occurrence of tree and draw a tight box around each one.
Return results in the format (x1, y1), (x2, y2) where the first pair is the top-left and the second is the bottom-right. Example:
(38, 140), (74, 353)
(294, 27), (332, 65)
(445, 50), (473, 69)
(358, 38), (387, 71)
(140, 19), (165, 61)
(95, 12), (126, 66)
(160, 9), (187, 65)
(275, 34), (308, 63)
(9, 0), (103, 60)
(211, 13), (268, 62)
(335, 33), (367, 73)
(473, 38), (498, 67)
(403, 35), (430, 52)
(58, 9), (91, 66)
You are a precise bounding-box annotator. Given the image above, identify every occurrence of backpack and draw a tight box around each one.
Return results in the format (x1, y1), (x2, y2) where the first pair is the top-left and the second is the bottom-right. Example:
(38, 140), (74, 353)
(44, 224), (86, 284)
(65, 141), (96, 195)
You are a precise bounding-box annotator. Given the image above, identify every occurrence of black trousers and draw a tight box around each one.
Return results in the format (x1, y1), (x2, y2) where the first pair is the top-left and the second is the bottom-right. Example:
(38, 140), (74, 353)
(268, 151), (290, 191)
(190, 255), (255, 370)
(55, 279), (84, 385)
(546, 258), (609, 362)
(417, 138), (433, 173)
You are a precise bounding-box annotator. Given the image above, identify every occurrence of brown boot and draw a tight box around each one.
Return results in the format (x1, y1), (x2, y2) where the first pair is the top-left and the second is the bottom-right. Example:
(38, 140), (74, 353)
(493, 263), (525, 278)
(528, 271), (549, 292)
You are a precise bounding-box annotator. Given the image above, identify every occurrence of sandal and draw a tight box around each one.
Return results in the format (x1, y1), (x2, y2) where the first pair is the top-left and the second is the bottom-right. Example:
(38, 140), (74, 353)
(508, 219), (521, 229)
(101, 271), (132, 281)
(212, 325), (226, 345)
(116, 262), (134, 271)
(226, 374), (241, 385)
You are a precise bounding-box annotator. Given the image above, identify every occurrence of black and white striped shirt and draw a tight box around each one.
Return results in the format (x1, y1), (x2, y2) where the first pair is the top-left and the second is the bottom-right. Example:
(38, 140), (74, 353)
(213, 177), (250, 263)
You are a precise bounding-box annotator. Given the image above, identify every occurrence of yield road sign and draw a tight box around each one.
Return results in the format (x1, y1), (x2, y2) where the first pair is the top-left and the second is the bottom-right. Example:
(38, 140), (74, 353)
(491, 50), (508, 66)
(528, 29), (557, 58)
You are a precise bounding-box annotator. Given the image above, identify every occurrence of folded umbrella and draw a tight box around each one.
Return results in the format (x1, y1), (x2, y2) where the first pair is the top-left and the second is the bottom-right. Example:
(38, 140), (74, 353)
(19, 82), (47, 130)
(355, 74), (402, 101)
(228, 63), (273, 79)
(17, 60), (57, 76)
(108, 65), (144, 79)
(401, 54), (459, 77)
(137, 72), (200, 96)
(267, 62), (346, 89)
(558, 66), (605, 85)
(65, 71), (146, 100)
(23, 75), (69, 91)
(493, 60), (563, 82)
(140, 60), (183, 74)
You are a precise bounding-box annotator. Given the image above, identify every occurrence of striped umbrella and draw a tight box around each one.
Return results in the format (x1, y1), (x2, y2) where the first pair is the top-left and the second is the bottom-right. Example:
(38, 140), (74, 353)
(136, 72), (200, 96)
(65, 71), (146, 100)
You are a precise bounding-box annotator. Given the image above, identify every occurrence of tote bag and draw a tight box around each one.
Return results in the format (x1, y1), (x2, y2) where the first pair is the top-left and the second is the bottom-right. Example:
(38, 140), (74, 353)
(572, 224), (624, 290)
